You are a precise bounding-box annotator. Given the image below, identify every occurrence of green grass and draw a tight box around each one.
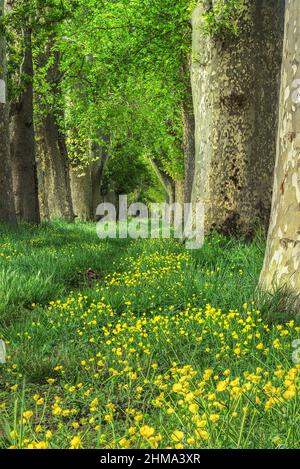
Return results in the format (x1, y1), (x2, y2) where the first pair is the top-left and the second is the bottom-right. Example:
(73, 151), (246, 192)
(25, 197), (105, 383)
(0, 221), (299, 449)
(0, 221), (134, 324)
(0, 220), (264, 321)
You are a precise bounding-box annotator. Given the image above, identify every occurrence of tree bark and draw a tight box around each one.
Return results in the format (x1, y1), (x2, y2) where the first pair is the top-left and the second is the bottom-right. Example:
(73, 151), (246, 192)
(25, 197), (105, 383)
(175, 179), (185, 229)
(37, 114), (74, 222)
(259, 0), (300, 299)
(0, 0), (16, 224)
(175, 179), (184, 207)
(36, 40), (74, 221)
(181, 55), (195, 205)
(191, 0), (285, 237)
(150, 158), (175, 205)
(70, 164), (93, 221)
(70, 134), (109, 221)
(91, 136), (109, 216)
(10, 26), (40, 224)
(37, 156), (50, 220)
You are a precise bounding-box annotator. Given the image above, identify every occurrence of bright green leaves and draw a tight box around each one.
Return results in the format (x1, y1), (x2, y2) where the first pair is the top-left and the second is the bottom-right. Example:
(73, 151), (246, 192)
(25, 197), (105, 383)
(57, 0), (190, 190)
(202, 0), (242, 36)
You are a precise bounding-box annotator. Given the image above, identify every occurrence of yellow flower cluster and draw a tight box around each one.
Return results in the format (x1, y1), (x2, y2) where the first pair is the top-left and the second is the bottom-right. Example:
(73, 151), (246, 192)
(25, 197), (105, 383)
(1, 251), (299, 449)
(0, 242), (18, 261)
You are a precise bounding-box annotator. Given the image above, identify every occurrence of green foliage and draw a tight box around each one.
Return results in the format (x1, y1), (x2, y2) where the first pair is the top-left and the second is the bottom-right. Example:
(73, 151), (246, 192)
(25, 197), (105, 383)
(4, 0), (73, 100)
(52, 0), (192, 196)
(4, 0), (194, 202)
(203, 0), (242, 36)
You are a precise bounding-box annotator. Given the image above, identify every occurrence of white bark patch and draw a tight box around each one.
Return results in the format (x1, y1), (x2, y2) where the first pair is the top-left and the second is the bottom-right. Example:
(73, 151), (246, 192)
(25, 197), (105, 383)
(292, 79), (300, 102)
(292, 172), (300, 203)
(281, 265), (290, 275)
(293, 253), (300, 271)
(0, 79), (6, 104)
(288, 149), (294, 164)
(292, 64), (298, 76)
(272, 247), (284, 266)
(285, 85), (291, 102)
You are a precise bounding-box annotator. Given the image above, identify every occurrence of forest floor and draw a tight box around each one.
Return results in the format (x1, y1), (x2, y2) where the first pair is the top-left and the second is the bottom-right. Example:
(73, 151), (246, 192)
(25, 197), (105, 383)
(0, 221), (299, 449)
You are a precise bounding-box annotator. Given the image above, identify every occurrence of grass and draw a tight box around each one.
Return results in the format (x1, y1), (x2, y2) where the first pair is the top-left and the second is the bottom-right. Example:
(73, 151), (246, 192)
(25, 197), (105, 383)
(0, 221), (133, 324)
(0, 221), (299, 449)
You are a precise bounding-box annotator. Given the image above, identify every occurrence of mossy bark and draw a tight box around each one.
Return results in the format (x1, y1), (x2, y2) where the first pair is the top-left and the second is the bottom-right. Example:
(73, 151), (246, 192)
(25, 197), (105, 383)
(191, 0), (285, 236)
(0, 0), (16, 224)
(36, 40), (74, 221)
(37, 116), (74, 221)
(10, 27), (40, 224)
(181, 55), (195, 205)
(175, 180), (184, 207)
(70, 165), (93, 221)
(259, 0), (300, 300)
(150, 159), (175, 205)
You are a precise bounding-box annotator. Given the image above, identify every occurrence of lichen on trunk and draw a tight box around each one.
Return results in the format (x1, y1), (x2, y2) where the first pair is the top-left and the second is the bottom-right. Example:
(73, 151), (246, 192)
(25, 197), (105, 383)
(0, 0), (16, 224)
(70, 164), (93, 221)
(36, 39), (74, 222)
(10, 26), (40, 224)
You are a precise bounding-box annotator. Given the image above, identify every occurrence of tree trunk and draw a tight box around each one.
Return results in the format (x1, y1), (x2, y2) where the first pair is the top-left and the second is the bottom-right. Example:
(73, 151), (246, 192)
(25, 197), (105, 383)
(37, 114), (74, 221)
(70, 135), (109, 221)
(181, 55), (195, 205)
(0, 0), (16, 224)
(91, 136), (109, 216)
(191, 0), (285, 236)
(174, 179), (184, 229)
(70, 164), (93, 221)
(36, 40), (74, 221)
(175, 180), (184, 207)
(149, 158), (175, 205)
(259, 0), (300, 299)
(37, 156), (50, 220)
(10, 26), (40, 224)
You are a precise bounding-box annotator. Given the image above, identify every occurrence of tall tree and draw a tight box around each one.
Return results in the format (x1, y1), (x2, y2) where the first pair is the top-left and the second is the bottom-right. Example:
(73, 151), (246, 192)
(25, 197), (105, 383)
(191, 0), (285, 236)
(70, 165), (93, 221)
(59, 0), (190, 210)
(182, 54), (195, 205)
(70, 134), (109, 221)
(0, 0), (16, 224)
(9, 0), (39, 223)
(150, 157), (176, 206)
(259, 0), (300, 300)
(36, 36), (74, 221)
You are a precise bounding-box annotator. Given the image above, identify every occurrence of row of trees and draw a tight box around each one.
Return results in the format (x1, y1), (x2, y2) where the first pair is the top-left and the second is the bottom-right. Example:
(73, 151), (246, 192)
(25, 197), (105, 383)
(1, 0), (188, 224)
(0, 0), (300, 300)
